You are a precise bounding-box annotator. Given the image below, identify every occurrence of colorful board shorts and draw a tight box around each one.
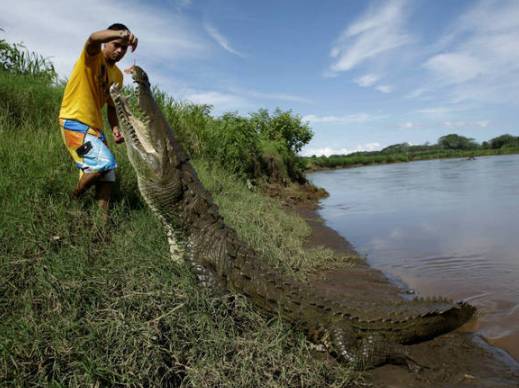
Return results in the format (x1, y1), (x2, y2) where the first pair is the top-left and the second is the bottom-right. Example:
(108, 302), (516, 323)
(59, 119), (117, 182)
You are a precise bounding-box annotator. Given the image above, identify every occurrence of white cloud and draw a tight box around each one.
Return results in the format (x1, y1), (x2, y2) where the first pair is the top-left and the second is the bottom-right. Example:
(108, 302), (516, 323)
(458, 0), (519, 34)
(0, 0), (208, 79)
(442, 120), (490, 130)
(354, 74), (392, 93)
(405, 87), (430, 100)
(181, 90), (250, 113)
(184, 91), (241, 106)
(424, 53), (485, 84)
(300, 143), (382, 157)
(175, 0), (192, 7)
(302, 113), (379, 124)
(329, 0), (411, 73)
(181, 86), (310, 113)
(421, 0), (519, 104)
(416, 106), (466, 116)
(240, 90), (311, 104)
(375, 85), (393, 93)
(399, 121), (418, 129)
(204, 23), (245, 58)
(354, 73), (379, 87)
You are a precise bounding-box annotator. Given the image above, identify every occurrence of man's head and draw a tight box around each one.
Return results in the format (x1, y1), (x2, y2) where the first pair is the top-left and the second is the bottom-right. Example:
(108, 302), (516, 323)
(103, 23), (131, 64)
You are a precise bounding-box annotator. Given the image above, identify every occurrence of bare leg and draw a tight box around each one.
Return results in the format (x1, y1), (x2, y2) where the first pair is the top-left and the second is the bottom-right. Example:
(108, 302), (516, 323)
(72, 172), (103, 198)
(95, 181), (113, 223)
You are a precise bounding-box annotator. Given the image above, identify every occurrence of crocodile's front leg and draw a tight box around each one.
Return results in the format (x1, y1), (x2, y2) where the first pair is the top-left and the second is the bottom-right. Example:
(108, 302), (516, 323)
(357, 334), (424, 371)
(328, 326), (358, 364)
(329, 329), (423, 371)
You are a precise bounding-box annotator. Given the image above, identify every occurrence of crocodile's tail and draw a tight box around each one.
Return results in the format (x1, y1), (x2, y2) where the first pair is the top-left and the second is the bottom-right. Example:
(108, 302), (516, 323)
(328, 299), (476, 369)
(331, 296), (477, 343)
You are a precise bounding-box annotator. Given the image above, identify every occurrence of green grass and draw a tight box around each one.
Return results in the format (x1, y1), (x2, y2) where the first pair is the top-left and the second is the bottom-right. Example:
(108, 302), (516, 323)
(0, 70), (359, 386)
(195, 160), (355, 279)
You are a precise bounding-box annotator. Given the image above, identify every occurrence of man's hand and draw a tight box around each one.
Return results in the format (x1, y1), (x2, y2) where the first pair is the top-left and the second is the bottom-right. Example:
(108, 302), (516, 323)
(119, 30), (138, 52)
(112, 127), (125, 144)
(87, 28), (138, 56)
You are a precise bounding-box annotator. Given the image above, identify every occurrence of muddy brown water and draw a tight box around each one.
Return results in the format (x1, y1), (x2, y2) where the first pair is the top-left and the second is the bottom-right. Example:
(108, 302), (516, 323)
(309, 154), (519, 362)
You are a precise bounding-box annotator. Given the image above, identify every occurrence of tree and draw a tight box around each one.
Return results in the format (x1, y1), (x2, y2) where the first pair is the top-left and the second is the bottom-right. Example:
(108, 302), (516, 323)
(250, 108), (313, 153)
(381, 143), (410, 153)
(438, 134), (478, 150)
(489, 134), (519, 149)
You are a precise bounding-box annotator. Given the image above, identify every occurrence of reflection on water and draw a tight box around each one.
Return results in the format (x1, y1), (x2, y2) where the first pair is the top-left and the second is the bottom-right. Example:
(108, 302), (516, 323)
(309, 155), (519, 361)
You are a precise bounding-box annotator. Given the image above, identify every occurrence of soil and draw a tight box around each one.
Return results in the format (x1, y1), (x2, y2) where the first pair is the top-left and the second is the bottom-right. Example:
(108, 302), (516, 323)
(280, 184), (519, 387)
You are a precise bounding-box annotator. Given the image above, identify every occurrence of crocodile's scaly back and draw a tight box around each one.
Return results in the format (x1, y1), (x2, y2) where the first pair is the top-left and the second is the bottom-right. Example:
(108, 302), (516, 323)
(109, 66), (476, 369)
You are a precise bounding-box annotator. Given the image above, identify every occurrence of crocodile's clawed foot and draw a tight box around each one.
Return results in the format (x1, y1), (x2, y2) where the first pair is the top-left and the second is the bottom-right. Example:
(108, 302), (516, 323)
(393, 354), (428, 373)
(406, 357), (425, 373)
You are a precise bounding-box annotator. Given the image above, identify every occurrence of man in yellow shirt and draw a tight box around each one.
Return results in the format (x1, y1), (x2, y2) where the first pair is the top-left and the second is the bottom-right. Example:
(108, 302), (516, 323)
(59, 23), (138, 219)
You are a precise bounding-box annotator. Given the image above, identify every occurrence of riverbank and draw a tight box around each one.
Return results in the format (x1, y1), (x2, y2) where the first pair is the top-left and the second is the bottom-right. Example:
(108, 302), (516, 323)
(304, 148), (519, 172)
(289, 189), (519, 387)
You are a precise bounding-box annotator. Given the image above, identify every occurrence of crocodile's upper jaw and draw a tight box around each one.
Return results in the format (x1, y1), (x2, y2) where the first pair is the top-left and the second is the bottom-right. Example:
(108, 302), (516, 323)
(108, 66), (176, 184)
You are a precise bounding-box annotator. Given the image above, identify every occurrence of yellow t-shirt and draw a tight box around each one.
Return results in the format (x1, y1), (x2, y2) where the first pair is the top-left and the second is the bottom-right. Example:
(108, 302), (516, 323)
(59, 45), (123, 129)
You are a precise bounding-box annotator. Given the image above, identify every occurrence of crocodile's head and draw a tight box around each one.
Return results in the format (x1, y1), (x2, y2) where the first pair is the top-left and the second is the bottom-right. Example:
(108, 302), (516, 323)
(109, 66), (187, 186)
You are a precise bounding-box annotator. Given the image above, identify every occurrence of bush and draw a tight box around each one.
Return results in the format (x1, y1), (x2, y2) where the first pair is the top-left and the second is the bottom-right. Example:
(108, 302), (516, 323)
(128, 88), (312, 183)
(251, 108), (313, 154)
(202, 112), (261, 178)
(0, 70), (62, 129)
(489, 134), (519, 149)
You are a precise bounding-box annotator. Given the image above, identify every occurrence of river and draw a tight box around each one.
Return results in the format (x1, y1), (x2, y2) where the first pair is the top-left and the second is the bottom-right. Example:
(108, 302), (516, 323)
(309, 154), (519, 361)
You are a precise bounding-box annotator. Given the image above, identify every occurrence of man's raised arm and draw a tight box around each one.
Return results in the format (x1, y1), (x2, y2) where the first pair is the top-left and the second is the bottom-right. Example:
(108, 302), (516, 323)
(86, 29), (138, 56)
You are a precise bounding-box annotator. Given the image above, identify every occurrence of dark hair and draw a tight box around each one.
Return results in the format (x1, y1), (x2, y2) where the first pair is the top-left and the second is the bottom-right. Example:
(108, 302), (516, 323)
(107, 23), (129, 31)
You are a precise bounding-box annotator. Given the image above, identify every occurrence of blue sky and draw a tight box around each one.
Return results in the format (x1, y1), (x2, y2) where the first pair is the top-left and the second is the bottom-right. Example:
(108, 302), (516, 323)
(2, 0), (519, 155)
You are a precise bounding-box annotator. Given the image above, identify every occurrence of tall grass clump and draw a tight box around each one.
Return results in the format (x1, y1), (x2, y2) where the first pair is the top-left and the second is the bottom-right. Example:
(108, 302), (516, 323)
(0, 38), (56, 81)
(1, 40), (358, 386)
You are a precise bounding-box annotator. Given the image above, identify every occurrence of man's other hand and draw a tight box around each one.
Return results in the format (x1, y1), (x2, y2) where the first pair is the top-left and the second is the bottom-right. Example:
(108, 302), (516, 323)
(119, 30), (138, 52)
(113, 127), (125, 144)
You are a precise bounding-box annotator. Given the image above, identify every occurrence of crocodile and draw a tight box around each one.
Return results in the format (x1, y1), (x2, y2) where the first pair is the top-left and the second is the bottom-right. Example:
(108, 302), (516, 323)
(109, 66), (476, 369)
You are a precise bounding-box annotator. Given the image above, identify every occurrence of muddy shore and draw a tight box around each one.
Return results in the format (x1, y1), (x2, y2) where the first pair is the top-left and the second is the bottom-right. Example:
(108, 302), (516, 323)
(291, 197), (519, 387)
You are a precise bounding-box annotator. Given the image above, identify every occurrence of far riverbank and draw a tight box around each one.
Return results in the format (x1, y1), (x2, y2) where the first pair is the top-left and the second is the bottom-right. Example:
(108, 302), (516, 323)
(304, 147), (519, 172)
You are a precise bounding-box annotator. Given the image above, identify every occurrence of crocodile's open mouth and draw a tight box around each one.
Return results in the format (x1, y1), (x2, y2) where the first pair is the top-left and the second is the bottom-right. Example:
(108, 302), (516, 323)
(109, 66), (162, 178)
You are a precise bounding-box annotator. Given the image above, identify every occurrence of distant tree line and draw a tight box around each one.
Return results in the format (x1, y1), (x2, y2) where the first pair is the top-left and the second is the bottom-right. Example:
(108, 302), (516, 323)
(304, 133), (519, 170)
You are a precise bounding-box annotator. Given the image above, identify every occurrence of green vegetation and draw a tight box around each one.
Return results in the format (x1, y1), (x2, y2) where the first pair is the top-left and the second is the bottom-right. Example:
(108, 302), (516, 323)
(0, 38), (56, 82)
(139, 89), (312, 184)
(0, 39), (357, 386)
(305, 133), (519, 170)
